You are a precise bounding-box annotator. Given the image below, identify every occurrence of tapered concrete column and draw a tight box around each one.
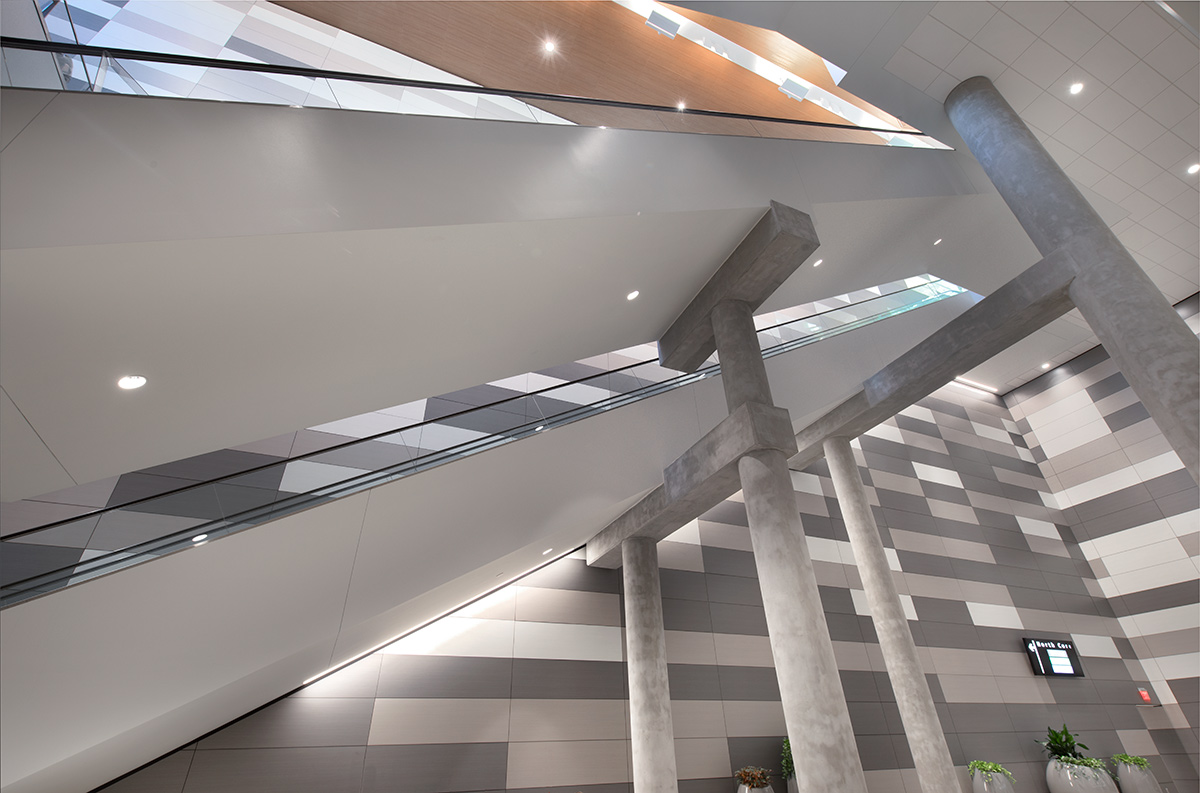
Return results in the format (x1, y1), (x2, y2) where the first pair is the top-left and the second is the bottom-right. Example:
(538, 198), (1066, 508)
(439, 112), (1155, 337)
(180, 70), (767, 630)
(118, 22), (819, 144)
(824, 437), (958, 793)
(712, 299), (773, 411)
(738, 450), (868, 793)
(713, 299), (868, 793)
(947, 76), (1199, 483)
(622, 537), (678, 793)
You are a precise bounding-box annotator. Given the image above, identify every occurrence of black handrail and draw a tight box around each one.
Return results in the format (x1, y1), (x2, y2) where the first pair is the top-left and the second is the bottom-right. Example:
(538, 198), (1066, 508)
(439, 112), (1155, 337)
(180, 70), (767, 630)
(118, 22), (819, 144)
(0, 36), (923, 137)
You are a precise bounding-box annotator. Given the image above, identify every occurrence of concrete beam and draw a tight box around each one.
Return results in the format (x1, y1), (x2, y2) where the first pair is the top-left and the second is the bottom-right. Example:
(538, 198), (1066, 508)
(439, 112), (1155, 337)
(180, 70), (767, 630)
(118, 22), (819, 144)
(790, 248), (1076, 469)
(588, 401), (796, 568)
(658, 202), (819, 372)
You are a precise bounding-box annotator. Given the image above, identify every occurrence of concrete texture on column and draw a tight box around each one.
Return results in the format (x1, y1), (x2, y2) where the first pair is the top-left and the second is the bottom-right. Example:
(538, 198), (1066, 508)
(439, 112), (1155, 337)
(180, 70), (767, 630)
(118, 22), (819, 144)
(824, 436), (958, 793)
(946, 76), (1199, 483)
(739, 450), (868, 793)
(711, 299), (773, 411)
(622, 537), (678, 793)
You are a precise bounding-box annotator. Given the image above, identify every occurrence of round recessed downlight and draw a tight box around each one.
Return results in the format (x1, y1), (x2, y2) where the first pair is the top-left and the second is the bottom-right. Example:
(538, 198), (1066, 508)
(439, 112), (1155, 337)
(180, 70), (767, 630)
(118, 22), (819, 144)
(543, 39), (556, 52)
(933, 238), (943, 246)
(542, 548), (554, 555)
(1069, 82), (1084, 95)
(627, 290), (640, 301)
(1042, 362), (1052, 370)
(117, 375), (147, 390)
(192, 534), (208, 542)
(1188, 164), (1200, 175)
(813, 259), (823, 267)
(677, 100), (686, 110)
(535, 425), (545, 432)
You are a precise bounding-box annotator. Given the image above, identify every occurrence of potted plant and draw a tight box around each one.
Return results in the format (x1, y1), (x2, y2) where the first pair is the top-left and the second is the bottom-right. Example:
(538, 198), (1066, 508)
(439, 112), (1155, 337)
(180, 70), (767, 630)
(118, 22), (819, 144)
(1111, 753), (1161, 793)
(1038, 725), (1117, 793)
(781, 739), (797, 793)
(967, 760), (1016, 793)
(735, 765), (773, 793)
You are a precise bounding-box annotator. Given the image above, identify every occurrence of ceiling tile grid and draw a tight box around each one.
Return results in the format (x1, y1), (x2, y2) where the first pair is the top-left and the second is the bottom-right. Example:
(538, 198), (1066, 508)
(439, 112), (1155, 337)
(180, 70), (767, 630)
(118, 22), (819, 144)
(886, 1), (1198, 391)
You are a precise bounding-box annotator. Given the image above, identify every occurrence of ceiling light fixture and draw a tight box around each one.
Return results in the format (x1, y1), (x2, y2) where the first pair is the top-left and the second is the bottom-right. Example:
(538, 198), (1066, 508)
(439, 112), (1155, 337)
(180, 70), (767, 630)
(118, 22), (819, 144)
(813, 259), (823, 267)
(954, 375), (997, 393)
(1069, 82), (1084, 95)
(535, 426), (545, 432)
(676, 100), (686, 110)
(1041, 362), (1052, 370)
(627, 290), (640, 301)
(543, 40), (556, 53)
(117, 375), (147, 390)
(779, 78), (810, 103)
(646, 9), (680, 38)
(950, 380), (994, 397)
(933, 238), (943, 246)
(542, 548), (554, 555)
(1188, 164), (1199, 175)
(192, 534), (208, 542)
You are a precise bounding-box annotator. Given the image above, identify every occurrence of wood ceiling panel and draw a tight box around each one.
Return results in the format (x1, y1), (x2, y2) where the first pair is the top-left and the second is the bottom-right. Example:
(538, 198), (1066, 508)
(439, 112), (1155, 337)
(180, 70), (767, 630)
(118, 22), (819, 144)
(666, 3), (920, 133)
(278, 0), (905, 144)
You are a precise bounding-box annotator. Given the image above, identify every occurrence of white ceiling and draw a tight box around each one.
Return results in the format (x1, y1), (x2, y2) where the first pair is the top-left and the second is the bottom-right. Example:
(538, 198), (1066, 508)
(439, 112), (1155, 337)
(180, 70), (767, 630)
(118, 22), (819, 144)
(682, 0), (1199, 390)
(0, 1), (1196, 504)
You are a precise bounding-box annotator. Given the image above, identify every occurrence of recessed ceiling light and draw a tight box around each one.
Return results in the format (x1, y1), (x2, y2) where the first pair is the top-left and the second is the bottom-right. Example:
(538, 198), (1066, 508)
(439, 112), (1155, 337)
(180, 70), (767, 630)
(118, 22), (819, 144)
(813, 259), (823, 267)
(677, 100), (686, 110)
(1041, 362), (1052, 370)
(535, 425), (545, 432)
(954, 375), (997, 393)
(543, 40), (556, 53)
(117, 375), (147, 390)
(627, 290), (640, 301)
(1188, 164), (1199, 175)
(933, 238), (943, 246)
(542, 548), (554, 555)
(192, 534), (208, 542)
(1069, 82), (1084, 95)
(599, 125), (607, 129)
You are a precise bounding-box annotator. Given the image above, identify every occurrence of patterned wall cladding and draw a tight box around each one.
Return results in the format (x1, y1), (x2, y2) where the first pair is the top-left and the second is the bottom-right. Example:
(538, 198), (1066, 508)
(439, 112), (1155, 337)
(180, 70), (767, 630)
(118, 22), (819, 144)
(98, 348), (1198, 793)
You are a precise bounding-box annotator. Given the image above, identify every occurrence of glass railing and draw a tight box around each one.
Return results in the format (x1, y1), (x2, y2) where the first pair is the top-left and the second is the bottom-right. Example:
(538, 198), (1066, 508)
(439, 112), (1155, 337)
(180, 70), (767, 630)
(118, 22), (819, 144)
(0, 276), (967, 607)
(0, 35), (948, 145)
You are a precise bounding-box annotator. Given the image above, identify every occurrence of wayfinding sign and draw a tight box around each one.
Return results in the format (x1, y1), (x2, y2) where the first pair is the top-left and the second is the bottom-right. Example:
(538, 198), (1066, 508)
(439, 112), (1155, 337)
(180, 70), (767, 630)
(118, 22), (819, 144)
(1023, 637), (1084, 677)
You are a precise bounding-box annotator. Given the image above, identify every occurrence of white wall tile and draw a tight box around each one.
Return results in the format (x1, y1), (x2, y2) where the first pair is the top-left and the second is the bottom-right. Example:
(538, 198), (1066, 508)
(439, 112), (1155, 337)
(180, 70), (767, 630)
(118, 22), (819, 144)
(967, 602), (1024, 629)
(512, 622), (624, 662)
(1069, 633), (1121, 658)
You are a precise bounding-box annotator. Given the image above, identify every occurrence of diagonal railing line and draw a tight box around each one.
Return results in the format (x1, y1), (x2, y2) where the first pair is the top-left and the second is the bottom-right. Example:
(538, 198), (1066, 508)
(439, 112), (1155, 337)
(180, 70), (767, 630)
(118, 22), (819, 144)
(0, 36), (923, 136)
(0, 279), (965, 606)
(3, 281), (932, 540)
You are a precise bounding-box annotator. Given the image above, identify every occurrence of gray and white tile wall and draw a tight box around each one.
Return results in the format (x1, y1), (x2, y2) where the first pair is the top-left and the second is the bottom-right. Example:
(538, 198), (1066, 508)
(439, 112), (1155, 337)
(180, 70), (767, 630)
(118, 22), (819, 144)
(98, 319), (1199, 792)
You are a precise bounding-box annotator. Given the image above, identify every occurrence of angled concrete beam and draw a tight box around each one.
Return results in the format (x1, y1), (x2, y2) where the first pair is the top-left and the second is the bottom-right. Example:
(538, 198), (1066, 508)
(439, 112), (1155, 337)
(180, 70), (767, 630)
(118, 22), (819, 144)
(947, 76), (1200, 483)
(659, 201), (819, 372)
(587, 401), (796, 568)
(790, 249), (1076, 469)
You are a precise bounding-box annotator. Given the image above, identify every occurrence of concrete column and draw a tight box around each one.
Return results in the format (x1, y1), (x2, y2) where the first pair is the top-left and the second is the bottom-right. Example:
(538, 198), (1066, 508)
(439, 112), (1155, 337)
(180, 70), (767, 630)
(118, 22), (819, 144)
(739, 450), (868, 792)
(824, 436), (958, 793)
(713, 299), (868, 793)
(622, 537), (678, 793)
(711, 299), (773, 411)
(946, 76), (1199, 483)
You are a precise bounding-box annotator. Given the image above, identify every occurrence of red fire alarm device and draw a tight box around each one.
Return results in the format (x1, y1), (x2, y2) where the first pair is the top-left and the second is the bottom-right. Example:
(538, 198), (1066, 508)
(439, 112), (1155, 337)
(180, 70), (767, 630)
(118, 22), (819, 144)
(1138, 688), (1153, 703)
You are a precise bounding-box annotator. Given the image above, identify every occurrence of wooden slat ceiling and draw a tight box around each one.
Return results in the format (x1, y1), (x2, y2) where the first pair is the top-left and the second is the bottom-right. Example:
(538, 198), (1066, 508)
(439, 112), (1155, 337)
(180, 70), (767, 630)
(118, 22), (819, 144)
(277, 0), (922, 144)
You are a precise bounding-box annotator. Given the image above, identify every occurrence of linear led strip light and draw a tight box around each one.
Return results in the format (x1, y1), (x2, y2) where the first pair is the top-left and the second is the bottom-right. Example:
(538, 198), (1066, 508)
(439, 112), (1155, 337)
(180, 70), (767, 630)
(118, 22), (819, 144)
(613, 0), (950, 149)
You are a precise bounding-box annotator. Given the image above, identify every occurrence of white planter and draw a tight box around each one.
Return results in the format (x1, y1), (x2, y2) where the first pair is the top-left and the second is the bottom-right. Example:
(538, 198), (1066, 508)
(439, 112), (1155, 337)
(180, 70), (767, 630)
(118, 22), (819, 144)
(1046, 760), (1118, 793)
(737, 786), (772, 793)
(1115, 763), (1162, 793)
(786, 777), (798, 793)
(971, 771), (1016, 793)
